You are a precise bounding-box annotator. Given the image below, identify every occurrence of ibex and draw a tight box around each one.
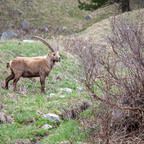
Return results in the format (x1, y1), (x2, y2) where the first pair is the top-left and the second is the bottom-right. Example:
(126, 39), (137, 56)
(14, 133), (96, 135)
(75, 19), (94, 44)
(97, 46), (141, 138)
(4, 36), (61, 93)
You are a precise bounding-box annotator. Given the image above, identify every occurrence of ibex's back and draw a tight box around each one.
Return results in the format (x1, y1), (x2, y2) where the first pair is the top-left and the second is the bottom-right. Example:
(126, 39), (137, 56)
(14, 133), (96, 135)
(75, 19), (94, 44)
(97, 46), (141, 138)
(10, 56), (54, 78)
(5, 36), (61, 93)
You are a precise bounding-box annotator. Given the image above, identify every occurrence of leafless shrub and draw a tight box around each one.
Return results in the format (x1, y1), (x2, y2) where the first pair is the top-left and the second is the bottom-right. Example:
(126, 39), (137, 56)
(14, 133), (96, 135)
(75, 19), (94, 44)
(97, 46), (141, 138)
(63, 13), (144, 143)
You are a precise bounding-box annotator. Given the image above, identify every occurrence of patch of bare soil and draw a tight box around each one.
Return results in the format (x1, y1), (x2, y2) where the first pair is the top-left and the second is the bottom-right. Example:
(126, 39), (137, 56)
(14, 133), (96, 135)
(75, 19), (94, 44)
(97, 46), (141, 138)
(61, 101), (90, 120)
(0, 112), (14, 124)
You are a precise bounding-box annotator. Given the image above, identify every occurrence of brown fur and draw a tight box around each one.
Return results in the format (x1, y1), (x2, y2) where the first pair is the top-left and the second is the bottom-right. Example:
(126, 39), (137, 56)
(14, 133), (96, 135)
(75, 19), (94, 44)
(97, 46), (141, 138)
(5, 36), (61, 93)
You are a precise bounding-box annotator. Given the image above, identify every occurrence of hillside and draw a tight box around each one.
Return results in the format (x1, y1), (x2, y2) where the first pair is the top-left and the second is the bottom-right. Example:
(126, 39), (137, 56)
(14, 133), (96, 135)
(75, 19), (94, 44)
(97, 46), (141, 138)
(79, 8), (144, 44)
(0, 0), (119, 36)
(0, 41), (90, 143)
(1, 1), (144, 143)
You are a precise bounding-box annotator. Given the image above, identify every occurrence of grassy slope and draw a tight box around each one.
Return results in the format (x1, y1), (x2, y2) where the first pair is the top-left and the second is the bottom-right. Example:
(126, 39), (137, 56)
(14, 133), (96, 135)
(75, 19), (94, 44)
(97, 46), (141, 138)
(80, 9), (144, 43)
(1, 3), (143, 144)
(0, 2), (120, 143)
(0, 41), (90, 144)
(0, 0), (119, 35)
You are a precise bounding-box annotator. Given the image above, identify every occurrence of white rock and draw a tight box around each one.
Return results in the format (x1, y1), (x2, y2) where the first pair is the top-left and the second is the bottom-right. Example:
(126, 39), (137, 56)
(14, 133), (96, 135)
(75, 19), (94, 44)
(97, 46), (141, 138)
(50, 93), (55, 96)
(60, 88), (73, 93)
(73, 79), (78, 82)
(59, 95), (65, 98)
(23, 40), (36, 43)
(77, 87), (83, 91)
(41, 124), (52, 130)
(42, 113), (60, 123)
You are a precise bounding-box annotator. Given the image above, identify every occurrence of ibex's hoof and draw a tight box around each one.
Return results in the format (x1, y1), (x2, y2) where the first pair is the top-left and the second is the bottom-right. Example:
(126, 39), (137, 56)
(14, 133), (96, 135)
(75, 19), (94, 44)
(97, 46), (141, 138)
(41, 91), (46, 94)
(13, 89), (17, 92)
(2, 86), (8, 90)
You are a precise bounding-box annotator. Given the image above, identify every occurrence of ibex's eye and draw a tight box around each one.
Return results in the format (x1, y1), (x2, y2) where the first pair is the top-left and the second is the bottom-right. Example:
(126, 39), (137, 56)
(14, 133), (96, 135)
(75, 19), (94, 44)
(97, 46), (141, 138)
(53, 54), (55, 56)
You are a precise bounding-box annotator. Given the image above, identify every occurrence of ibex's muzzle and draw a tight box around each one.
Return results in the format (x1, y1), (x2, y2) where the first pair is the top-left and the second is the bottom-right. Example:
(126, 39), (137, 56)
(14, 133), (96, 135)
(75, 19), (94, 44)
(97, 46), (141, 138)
(57, 57), (61, 62)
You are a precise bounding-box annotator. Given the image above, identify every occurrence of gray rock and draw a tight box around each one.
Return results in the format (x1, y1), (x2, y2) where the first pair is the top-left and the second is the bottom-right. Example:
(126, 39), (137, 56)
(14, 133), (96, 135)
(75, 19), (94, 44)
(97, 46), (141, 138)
(56, 26), (67, 32)
(85, 14), (92, 20)
(22, 20), (30, 30)
(1, 29), (18, 40)
(42, 113), (60, 123)
(35, 141), (40, 144)
(41, 124), (52, 130)
(60, 88), (73, 93)
(44, 27), (49, 32)
(61, 27), (67, 31)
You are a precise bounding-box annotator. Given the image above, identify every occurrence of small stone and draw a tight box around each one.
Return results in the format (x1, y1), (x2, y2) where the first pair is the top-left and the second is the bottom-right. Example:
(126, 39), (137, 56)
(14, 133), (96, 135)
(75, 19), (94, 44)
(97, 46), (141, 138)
(42, 113), (60, 123)
(77, 87), (83, 91)
(73, 79), (78, 82)
(56, 26), (67, 32)
(85, 14), (92, 20)
(66, 6), (69, 9)
(33, 29), (39, 33)
(41, 124), (52, 130)
(50, 93), (55, 96)
(22, 20), (30, 30)
(59, 95), (65, 98)
(61, 27), (67, 31)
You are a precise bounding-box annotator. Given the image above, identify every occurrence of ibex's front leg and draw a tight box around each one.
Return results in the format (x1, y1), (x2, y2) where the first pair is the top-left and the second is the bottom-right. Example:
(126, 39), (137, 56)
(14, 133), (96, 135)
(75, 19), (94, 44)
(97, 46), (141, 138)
(13, 72), (22, 92)
(40, 75), (46, 93)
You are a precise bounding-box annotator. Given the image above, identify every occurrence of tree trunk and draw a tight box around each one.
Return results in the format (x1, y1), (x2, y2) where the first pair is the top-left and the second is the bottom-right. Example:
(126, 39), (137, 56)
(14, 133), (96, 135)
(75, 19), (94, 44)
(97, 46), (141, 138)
(121, 0), (131, 12)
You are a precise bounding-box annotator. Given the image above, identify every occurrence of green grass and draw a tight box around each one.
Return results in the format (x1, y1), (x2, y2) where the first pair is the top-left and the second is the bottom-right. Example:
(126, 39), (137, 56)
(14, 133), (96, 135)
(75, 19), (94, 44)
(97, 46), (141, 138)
(40, 120), (89, 144)
(0, 123), (49, 144)
(0, 41), (90, 143)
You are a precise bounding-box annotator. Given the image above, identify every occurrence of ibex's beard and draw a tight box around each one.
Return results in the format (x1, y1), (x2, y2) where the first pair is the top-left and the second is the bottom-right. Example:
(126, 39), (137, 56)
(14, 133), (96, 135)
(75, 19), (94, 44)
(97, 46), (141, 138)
(55, 57), (61, 62)
(56, 59), (61, 62)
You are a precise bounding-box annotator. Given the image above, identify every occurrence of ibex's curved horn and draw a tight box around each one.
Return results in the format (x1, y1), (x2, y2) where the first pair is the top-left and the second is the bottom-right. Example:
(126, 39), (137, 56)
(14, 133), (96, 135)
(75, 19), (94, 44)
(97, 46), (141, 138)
(32, 36), (54, 52)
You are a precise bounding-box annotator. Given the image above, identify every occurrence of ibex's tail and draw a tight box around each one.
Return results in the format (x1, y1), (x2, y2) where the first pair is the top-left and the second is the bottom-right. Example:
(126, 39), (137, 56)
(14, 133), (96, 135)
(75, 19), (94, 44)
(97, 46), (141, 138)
(6, 63), (10, 69)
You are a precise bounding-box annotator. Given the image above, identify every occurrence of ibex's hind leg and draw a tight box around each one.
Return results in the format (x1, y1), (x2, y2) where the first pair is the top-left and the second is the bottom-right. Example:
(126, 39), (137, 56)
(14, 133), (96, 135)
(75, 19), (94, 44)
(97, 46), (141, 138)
(5, 73), (15, 90)
(40, 76), (46, 93)
(13, 74), (21, 92)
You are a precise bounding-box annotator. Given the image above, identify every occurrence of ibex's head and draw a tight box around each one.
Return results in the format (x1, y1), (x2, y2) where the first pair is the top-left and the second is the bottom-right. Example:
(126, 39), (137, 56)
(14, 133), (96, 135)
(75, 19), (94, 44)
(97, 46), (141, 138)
(49, 51), (61, 62)
(32, 36), (61, 62)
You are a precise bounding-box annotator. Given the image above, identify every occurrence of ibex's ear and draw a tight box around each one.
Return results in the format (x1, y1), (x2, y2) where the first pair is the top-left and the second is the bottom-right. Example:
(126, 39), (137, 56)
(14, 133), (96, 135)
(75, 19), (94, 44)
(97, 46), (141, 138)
(56, 46), (59, 51)
(48, 51), (51, 56)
